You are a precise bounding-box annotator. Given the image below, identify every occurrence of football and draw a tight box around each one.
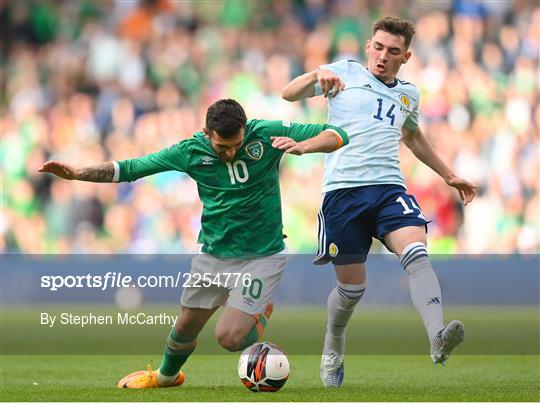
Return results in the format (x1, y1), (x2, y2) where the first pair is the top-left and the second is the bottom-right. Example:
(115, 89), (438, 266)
(238, 342), (290, 392)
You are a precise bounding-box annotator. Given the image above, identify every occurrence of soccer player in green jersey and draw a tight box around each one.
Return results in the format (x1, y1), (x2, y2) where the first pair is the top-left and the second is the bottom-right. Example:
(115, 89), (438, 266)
(39, 99), (348, 389)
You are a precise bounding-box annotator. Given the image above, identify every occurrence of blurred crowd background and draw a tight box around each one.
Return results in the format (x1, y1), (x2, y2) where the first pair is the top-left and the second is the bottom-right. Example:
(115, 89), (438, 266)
(2, 0), (538, 254)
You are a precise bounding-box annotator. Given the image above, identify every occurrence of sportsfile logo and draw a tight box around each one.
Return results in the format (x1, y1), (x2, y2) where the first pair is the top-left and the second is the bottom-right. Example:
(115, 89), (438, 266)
(40, 272), (253, 291)
(40, 272), (180, 291)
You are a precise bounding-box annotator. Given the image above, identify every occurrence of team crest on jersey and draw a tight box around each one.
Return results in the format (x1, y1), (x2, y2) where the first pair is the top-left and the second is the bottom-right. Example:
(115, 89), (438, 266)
(245, 141), (264, 160)
(400, 94), (410, 109)
(329, 242), (339, 257)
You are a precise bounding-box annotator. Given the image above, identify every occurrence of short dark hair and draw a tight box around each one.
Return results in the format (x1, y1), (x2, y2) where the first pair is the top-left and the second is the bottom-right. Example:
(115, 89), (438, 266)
(205, 99), (247, 139)
(373, 16), (416, 49)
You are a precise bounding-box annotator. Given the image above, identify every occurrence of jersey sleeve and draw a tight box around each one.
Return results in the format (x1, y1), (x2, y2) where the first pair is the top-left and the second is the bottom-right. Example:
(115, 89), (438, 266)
(259, 120), (349, 145)
(403, 92), (420, 131)
(116, 141), (190, 182)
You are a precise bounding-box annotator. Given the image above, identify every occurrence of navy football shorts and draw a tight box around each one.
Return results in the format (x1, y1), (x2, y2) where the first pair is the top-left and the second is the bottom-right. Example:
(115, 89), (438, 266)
(314, 185), (429, 265)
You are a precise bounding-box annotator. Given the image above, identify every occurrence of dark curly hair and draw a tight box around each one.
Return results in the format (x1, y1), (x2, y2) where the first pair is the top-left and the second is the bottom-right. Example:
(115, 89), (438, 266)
(205, 99), (247, 139)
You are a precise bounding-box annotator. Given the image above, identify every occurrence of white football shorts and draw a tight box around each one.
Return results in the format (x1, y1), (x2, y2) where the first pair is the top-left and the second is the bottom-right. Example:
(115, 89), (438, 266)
(180, 249), (288, 314)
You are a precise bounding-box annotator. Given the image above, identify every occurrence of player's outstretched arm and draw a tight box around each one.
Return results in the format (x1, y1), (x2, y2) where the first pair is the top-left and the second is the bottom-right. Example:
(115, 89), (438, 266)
(271, 128), (347, 155)
(401, 127), (477, 205)
(38, 160), (115, 182)
(40, 145), (184, 183)
(282, 69), (345, 101)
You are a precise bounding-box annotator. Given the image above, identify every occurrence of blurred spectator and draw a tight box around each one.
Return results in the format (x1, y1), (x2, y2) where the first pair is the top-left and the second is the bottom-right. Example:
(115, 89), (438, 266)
(2, 0), (538, 255)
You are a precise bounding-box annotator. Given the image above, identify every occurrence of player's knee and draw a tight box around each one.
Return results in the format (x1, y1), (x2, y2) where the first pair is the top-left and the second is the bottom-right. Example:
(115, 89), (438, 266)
(217, 338), (241, 352)
(335, 263), (366, 284)
(215, 328), (244, 352)
(391, 230), (427, 256)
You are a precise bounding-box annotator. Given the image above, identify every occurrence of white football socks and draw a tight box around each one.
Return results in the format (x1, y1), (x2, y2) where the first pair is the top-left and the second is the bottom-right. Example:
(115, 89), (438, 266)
(400, 242), (444, 341)
(325, 280), (366, 347)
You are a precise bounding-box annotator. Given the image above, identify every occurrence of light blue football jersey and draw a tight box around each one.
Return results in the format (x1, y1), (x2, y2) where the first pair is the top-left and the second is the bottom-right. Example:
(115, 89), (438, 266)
(314, 59), (420, 193)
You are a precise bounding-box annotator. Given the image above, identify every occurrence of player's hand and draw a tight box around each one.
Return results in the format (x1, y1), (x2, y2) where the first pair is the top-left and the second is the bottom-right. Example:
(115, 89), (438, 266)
(445, 175), (478, 206)
(270, 137), (305, 155)
(38, 160), (78, 180)
(317, 68), (345, 98)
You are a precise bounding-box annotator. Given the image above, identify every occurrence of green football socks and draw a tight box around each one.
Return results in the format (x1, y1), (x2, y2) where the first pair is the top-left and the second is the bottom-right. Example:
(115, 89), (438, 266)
(159, 328), (197, 377)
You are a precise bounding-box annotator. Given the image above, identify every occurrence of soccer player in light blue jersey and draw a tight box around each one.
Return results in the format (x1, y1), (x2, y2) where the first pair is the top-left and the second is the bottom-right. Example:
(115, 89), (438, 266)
(282, 16), (478, 387)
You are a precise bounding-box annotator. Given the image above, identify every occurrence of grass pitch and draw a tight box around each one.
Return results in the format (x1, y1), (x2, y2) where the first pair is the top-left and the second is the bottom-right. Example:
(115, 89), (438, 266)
(2, 354), (538, 401)
(1, 306), (539, 401)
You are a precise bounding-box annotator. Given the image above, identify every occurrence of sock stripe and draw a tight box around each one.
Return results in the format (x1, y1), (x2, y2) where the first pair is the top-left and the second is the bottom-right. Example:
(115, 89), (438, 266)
(337, 286), (366, 295)
(338, 286), (366, 293)
(400, 244), (426, 264)
(401, 245), (428, 268)
(401, 241), (426, 257)
(401, 243), (426, 257)
(337, 285), (365, 301)
(167, 336), (197, 354)
(400, 248), (424, 267)
(402, 250), (428, 270)
(336, 281), (366, 291)
(403, 253), (429, 270)
(165, 345), (196, 356)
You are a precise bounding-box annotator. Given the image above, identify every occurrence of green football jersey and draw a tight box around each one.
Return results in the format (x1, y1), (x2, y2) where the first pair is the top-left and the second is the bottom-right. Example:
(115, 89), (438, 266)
(117, 119), (348, 258)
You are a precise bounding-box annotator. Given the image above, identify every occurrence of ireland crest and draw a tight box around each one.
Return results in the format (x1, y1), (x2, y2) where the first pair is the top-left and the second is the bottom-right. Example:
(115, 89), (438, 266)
(245, 141), (264, 160)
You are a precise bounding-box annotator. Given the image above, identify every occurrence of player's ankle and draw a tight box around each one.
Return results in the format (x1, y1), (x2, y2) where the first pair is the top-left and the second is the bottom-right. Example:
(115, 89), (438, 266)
(157, 370), (179, 386)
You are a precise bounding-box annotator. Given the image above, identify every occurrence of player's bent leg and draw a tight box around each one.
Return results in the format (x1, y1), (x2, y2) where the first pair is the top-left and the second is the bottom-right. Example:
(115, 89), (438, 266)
(321, 263), (366, 388)
(384, 226), (464, 365)
(117, 306), (217, 389)
(215, 250), (285, 352)
(215, 303), (273, 352)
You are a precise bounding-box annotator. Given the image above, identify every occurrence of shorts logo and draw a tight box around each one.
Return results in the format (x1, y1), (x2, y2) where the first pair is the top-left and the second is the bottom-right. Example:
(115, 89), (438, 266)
(329, 243), (339, 257)
(245, 141), (264, 160)
(400, 94), (410, 108)
(243, 296), (255, 306)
